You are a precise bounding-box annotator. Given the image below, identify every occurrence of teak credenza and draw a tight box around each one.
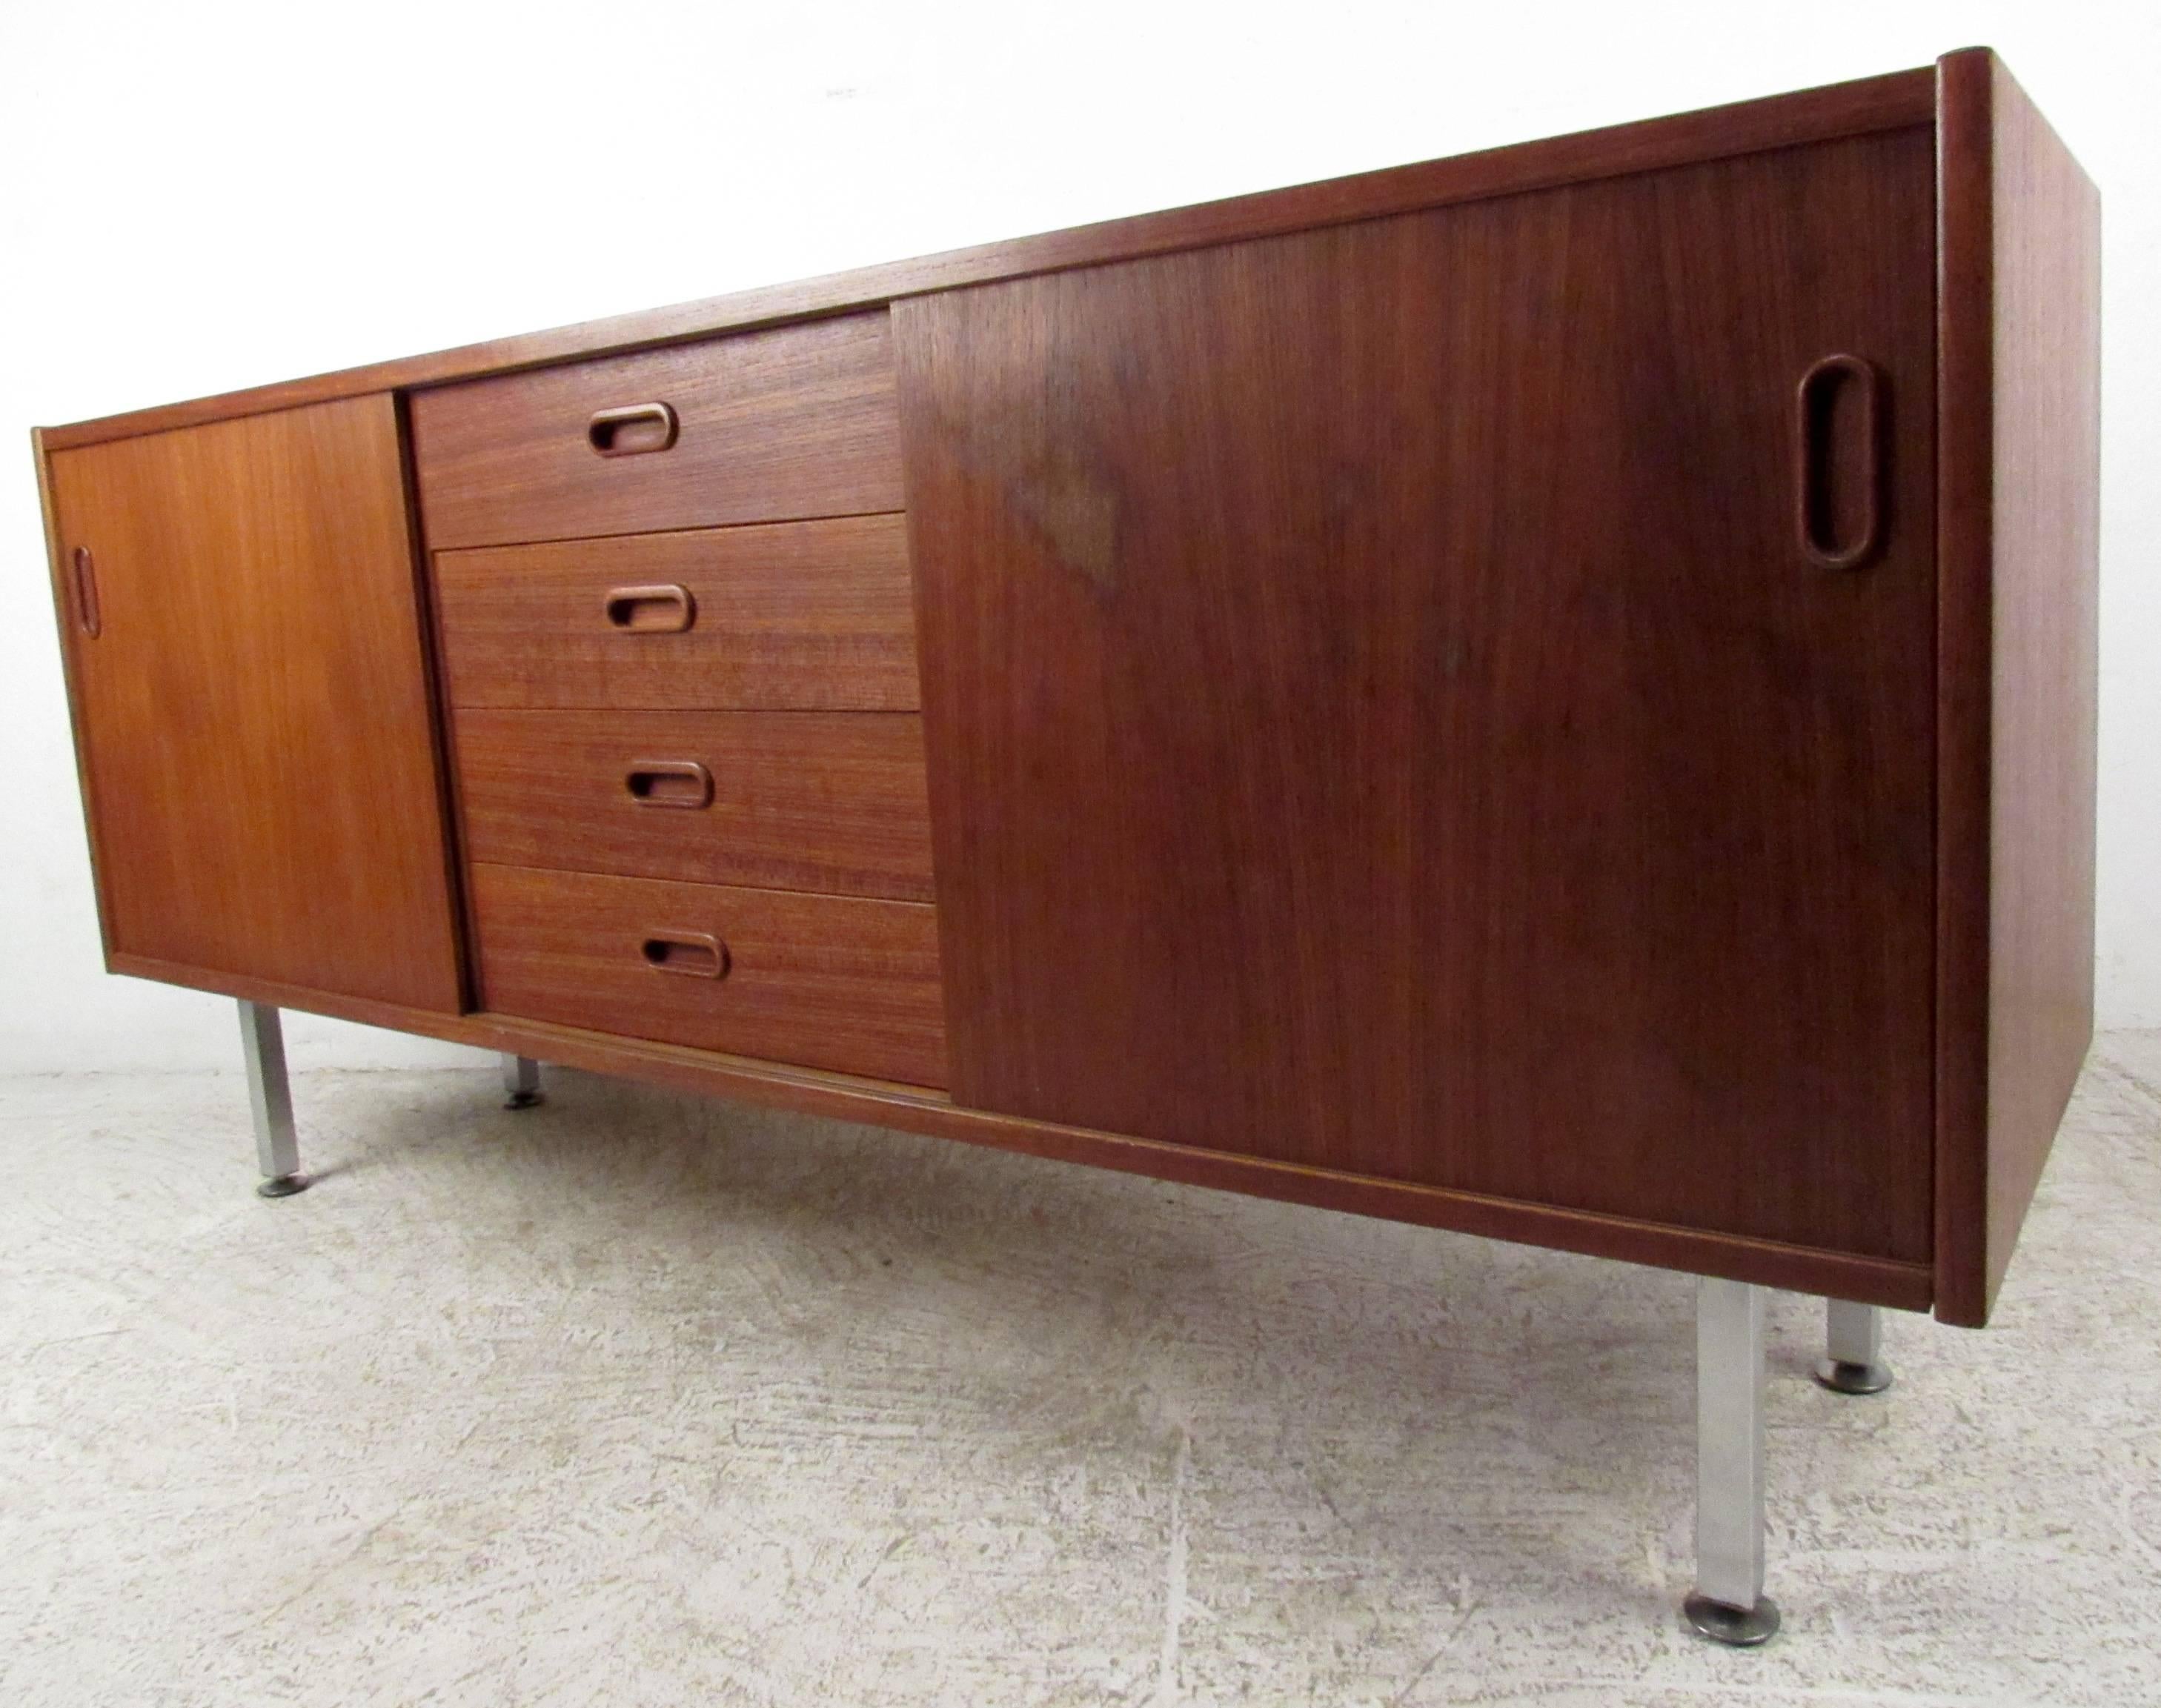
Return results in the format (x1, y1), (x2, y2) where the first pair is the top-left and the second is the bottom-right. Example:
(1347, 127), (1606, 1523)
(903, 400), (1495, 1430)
(33, 48), (2098, 1644)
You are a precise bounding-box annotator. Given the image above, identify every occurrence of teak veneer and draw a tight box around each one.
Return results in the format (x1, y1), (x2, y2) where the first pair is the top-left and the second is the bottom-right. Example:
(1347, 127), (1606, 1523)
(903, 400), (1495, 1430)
(33, 48), (2099, 1641)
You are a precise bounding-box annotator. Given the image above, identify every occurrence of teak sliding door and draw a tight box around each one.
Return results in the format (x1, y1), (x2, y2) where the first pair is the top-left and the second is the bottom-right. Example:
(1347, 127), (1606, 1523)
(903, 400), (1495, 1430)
(897, 127), (1939, 1261)
(40, 396), (462, 1013)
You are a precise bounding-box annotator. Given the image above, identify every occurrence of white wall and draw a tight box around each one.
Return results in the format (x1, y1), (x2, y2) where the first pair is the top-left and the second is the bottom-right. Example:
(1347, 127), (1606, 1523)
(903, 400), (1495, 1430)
(2, 0), (2154, 1071)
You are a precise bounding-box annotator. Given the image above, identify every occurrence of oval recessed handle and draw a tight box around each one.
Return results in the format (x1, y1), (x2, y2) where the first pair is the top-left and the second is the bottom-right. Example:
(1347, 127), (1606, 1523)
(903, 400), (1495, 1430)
(625, 759), (714, 808)
(588, 402), (678, 457)
(640, 931), (728, 979)
(70, 546), (102, 638)
(1795, 353), (1885, 571)
(603, 584), (695, 633)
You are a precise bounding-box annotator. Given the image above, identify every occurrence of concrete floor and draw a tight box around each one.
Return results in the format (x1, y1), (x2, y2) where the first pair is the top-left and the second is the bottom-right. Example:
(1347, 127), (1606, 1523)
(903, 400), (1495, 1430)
(2, 1037), (2158, 1707)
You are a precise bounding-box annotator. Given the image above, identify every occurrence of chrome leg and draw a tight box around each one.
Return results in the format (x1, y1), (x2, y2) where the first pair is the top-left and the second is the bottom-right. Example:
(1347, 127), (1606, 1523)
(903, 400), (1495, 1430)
(238, 1000), (308, 1198)
(500, 1054), (543, 1110)
(1684, 1277), (1779, 1645)
(1815, 1297), (1893, 1395)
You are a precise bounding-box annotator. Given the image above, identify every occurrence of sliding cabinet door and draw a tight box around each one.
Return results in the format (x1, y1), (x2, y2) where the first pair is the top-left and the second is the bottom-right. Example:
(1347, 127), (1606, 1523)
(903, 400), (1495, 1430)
(44, 396), (462, 1011)
(897, 128), (1937, 1261)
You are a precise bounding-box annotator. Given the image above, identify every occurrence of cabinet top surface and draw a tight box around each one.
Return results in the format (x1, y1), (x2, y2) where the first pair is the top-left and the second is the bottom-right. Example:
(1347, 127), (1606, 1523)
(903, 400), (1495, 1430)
(40, 57), (1953, 453)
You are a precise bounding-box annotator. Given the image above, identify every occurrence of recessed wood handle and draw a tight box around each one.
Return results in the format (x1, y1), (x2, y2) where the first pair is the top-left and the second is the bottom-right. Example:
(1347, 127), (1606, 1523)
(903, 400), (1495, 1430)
(588, 402), (678, 456)
(603, 584), (695, 632)
(640, 931), (728, 978)
(1796, 353), (1885, 570)
(71, 546), (102, 637)
(625, 760), (714, 808)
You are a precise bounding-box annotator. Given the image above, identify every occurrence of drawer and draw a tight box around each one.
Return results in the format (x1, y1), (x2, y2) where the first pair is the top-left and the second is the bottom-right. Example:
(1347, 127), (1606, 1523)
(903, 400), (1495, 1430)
(471, 863), (947, 1087)
(433, 516), (920, 711)
(455, 709), (935, 901)
(410, 311), (903, 551)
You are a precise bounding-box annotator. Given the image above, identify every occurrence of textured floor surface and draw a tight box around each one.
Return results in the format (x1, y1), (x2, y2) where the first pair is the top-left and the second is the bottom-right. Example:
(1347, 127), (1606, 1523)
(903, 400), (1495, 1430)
(2, 1035), (2159, 1707)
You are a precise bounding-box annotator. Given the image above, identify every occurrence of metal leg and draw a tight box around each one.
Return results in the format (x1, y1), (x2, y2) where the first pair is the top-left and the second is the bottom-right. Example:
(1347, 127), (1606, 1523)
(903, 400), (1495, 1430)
(500, 1054), (543, 1110)
(1815, 1297), (1893, 1395)
(1684, 1277), (1779, 1645)
(238, 1000), (308, 1198)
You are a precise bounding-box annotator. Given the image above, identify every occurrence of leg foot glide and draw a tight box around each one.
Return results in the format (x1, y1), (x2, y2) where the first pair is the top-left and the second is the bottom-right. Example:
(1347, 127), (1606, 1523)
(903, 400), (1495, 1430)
(1684, 1592), (1781, 1646)
(1813, 1298), (1893, 1395)
(1813, 1358), (1893, 1395)
(501, 1054), (544, 1110)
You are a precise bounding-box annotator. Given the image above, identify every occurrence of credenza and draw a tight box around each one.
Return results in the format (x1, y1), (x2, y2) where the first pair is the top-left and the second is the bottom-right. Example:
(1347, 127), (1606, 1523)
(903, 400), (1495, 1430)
(33, 47), (2098, 1644)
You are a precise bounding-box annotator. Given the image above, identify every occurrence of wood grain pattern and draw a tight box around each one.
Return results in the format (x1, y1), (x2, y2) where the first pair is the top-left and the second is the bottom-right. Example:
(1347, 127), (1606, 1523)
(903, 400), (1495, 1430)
(1934, 49), (2102, 1326)
(455, 709), (935, 900)
(42, 68), (1934, 453)
(410, 312), (902, 550)
(102, 946), (1935, 1313)
(469, 863), (946, 1086)
(41, 398), (462, 1010)
(899, 129), (1939, 1263)
(433, 516), (920, 710)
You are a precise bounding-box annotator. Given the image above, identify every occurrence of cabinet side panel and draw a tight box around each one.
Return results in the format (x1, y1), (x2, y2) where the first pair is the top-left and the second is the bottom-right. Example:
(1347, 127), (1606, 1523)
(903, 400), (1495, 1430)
(1934, 51), (2102, 1325)
(44, 396), (465, 1012)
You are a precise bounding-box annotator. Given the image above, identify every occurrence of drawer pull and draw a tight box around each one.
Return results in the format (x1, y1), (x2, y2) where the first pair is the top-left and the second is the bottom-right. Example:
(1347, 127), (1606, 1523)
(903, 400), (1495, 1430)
(625, 759), (714, 808)
(603, 584), (696, 632)
(70, 546), (102, 637)
(641, 931), (728, 979)
(588, 402), (679, 456)
(1795, 353), (1885, 570)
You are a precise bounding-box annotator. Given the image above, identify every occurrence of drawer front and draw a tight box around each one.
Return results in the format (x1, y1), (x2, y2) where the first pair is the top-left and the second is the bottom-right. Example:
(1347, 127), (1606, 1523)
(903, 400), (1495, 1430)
(411, 311), (904, 551)
(471, 863), (946, 1086)
(434, 516), (919, 710)
(457, 709), (935, 900)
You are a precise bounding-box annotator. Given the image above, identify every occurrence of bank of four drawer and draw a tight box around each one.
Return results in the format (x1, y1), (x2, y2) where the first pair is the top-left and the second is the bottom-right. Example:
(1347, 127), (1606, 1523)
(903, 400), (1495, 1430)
(409, 313), (948, 1087)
